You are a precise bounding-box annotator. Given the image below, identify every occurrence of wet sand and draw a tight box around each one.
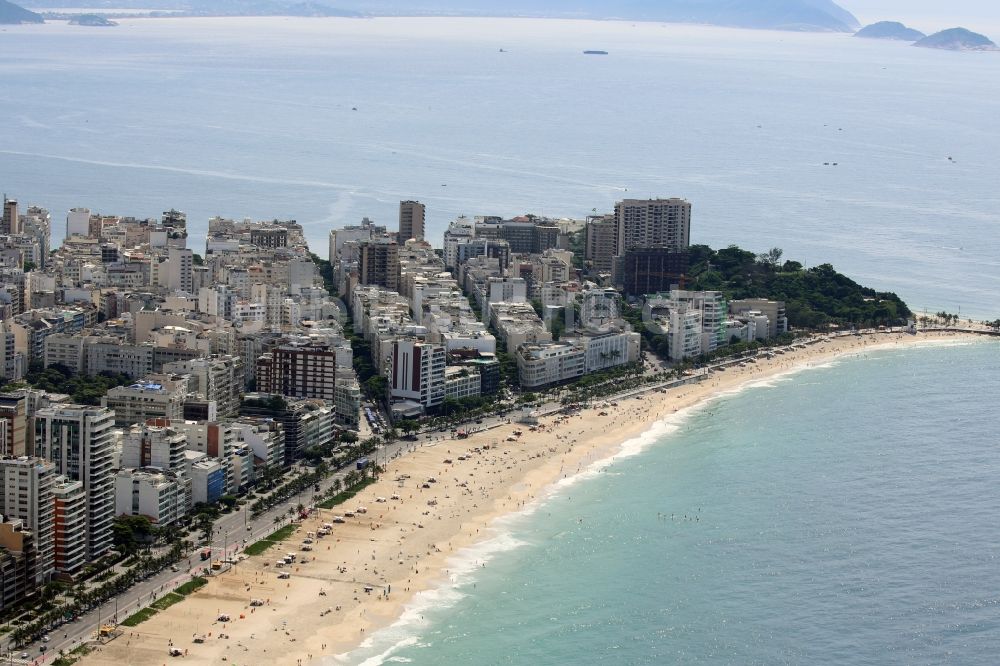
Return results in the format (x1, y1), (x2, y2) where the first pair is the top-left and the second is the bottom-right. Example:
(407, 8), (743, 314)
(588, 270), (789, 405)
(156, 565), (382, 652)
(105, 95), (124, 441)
(77, 330), (980, 666)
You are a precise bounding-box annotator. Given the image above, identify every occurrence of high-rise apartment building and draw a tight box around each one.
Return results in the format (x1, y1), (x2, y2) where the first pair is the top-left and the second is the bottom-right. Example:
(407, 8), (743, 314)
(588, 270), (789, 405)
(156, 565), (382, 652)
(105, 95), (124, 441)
(173, 420), (237, 492)
(121, 423), (188, 472)
(359, 240), (399, 292)
(388, 339), (447, 411)
(398, 200), (425, 242)
(585, 214), (617, 274)
(0, 393), (27, 457)
(256, 341), (340, 402)
(167, 248), (194, 294)
(34, 405), (116, 561)
(614, 198), (691, 254)
(0, 519), (36, 611)
(621, 248), (690, 297)
(114, 469), (186, 526)
(103, 376), (188, 427)
(0, 457), (55, 582)
(65, 208), (91, 239)
(162, 356), (244, 418)
(1, 198), (19, 235)
(52, 477), (87, 578)
(22, 206), (51, 269)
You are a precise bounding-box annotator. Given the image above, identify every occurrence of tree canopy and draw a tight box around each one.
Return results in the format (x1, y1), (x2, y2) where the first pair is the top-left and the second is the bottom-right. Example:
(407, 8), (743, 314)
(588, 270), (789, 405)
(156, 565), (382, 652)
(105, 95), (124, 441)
(686, 244), (911, 328)
(4, 362), (133, 405)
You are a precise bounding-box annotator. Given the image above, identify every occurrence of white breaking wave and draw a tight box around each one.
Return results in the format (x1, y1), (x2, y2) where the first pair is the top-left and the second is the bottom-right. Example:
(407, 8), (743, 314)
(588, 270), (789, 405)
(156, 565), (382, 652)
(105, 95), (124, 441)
(329, 528), (528, 666)
(324, 339), (994, 665)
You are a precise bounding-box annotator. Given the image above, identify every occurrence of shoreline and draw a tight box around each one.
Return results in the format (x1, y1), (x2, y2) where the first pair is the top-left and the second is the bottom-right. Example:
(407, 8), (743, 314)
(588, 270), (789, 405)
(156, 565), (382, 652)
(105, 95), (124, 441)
(76, 330), (989, 666)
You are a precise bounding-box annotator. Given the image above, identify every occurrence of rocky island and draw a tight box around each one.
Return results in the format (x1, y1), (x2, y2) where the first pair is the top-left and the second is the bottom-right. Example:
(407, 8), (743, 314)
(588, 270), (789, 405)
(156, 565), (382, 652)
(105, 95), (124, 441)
(69, 13), (118, 26)
(854, 21), (925, 41)
(915, 27), (998, 51)
(0, 0), (43, 24)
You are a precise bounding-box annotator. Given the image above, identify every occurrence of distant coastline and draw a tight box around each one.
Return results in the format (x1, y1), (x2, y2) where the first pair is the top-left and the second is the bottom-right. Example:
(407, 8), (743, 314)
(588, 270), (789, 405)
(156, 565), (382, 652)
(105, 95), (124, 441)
(24, 0), (861, 32)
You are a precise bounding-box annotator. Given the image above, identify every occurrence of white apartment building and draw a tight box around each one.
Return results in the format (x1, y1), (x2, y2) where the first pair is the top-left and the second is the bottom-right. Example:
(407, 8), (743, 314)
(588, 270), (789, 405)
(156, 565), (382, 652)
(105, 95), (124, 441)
(34, 405), (116, 561)
(334, 368), (362, 429)
(569, 329), (642, 373)
(103, 376), (189, 427)
(579, 288), (620, 329)
(120, 423), (188, 473)
(614, 198), (691, 253)
(114, 469), (187, 525)
(490, 302), (551, 351)
(443, 216), (475, 269)
(388, 339), (447, 411)
(668, 308), (704, 361)
(444, 366), (482, 401)
(0, 457), (55, 582)
(232, 419), (284, 471)
(172, 421), (237, 494)
(162, 355), (243, 418)
(43, 333), (87, 373)
(729, 299), (788, 338)
(516, 342), (586, 389)
(86, 339), (156, 377)
(230, 444), (255, 491)
(483, 277), (527, 321)
(185, 453), (226, 505)
(644, 290), (727, 355)
(233, 301), (267, 326)
(166, 248), (194, 294)
(66, 208), (91, 238)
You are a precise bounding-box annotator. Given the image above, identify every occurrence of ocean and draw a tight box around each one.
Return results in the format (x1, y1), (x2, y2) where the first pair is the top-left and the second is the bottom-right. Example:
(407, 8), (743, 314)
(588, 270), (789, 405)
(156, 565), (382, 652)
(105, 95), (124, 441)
(0, 17), (998, 318)
(1, 15), (998, 665)
(338, 339), (1000, 665)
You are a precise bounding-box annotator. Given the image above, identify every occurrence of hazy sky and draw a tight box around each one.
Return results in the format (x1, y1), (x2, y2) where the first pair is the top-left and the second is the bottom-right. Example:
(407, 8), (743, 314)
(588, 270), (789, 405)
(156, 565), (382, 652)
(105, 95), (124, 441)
(841, 0), (1000, 34)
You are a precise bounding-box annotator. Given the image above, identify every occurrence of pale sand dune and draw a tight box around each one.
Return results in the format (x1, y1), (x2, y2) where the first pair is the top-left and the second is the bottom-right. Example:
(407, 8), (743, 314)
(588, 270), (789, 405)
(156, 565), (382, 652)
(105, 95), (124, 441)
(77, 331), (980, 666)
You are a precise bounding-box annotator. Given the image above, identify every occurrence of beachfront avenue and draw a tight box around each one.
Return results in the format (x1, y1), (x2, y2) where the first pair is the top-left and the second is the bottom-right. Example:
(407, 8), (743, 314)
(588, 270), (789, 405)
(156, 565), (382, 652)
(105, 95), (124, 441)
(1, 196), (993, 665)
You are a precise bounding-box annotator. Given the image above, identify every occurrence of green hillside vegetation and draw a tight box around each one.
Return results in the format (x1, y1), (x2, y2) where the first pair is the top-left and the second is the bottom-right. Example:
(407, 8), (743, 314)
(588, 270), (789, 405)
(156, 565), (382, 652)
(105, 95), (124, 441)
(686, 245), (911, 328)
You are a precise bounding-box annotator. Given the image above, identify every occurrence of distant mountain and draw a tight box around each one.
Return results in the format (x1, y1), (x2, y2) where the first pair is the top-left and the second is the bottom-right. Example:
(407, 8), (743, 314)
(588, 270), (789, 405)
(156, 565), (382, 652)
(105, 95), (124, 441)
(854, 21), (925, 41)
(283, 2), (363, 17)
(21, 0), (860, 32)
(915, 28), (998, 52)
(0, 0), (43, 24)
(324, 0), (862, 32)
(164, 0), (364, 16)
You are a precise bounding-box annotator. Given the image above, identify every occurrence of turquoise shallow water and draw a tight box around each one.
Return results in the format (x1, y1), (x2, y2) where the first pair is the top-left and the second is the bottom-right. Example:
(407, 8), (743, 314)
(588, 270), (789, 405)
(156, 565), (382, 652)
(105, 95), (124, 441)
(337, 339), (1000, 665)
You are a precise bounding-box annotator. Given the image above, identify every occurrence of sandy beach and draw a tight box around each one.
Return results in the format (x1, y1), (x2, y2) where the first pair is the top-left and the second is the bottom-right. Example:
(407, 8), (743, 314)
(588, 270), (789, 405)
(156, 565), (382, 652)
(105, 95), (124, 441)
(76, 330), (985, 666)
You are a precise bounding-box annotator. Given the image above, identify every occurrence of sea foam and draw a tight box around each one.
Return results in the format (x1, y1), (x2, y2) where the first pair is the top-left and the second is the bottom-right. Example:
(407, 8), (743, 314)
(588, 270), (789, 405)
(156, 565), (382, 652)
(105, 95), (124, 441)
(326, 337), (993, 664)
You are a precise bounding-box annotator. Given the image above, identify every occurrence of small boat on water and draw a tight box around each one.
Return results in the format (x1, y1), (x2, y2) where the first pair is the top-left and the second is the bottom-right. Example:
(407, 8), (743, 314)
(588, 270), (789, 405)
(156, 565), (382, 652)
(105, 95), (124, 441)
(583, 50), (609, 55)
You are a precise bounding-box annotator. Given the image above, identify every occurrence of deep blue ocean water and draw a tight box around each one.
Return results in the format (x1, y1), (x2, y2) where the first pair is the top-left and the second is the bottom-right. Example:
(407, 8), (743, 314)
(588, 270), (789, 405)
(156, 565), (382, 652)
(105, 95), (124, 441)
(338, 339), (1000, 665)
(0, 17), (998, 317)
